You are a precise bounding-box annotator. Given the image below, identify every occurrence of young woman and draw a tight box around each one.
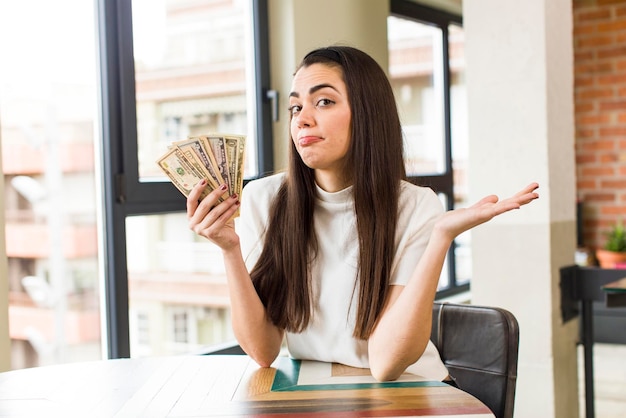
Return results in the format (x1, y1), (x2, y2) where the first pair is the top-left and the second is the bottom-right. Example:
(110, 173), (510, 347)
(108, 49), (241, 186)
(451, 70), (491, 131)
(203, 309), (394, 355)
(187, 45), (539, 382)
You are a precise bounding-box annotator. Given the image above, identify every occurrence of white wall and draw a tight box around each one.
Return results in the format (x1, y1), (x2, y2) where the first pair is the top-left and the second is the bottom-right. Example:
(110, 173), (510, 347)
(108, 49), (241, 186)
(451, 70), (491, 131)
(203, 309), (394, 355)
(464, 0), (578, 416)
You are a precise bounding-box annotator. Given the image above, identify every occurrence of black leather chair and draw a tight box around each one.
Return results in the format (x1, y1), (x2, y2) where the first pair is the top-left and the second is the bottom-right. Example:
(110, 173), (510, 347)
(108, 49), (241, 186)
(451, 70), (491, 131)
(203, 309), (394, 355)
(431, 302), (520, 418)
(195, 339), (246, 355)
(202, 302), (520, 418)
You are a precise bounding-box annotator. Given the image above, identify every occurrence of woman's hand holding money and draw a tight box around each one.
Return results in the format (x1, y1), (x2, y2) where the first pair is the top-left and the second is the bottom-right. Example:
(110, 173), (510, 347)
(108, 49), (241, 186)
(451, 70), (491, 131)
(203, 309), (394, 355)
(187, 180), (241, 251)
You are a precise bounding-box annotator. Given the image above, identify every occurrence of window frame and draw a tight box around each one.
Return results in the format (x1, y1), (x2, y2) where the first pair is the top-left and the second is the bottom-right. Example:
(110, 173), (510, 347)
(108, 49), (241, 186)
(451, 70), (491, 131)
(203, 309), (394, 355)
(390, 0), (467, 298)
(96, 0), (273, 358)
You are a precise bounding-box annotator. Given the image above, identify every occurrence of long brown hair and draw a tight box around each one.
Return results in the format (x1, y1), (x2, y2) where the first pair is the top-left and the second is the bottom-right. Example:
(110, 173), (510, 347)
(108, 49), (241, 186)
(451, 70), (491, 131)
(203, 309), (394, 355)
(250, 46), (406, 339)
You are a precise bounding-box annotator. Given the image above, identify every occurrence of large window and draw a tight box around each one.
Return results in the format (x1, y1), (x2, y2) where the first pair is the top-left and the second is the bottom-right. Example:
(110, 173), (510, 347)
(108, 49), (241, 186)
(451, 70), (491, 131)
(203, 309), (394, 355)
(0, 0), (271, 369)
(389, 1), (468, 297)
(1, 0), (102, 369)
(98, 0), (272, 358)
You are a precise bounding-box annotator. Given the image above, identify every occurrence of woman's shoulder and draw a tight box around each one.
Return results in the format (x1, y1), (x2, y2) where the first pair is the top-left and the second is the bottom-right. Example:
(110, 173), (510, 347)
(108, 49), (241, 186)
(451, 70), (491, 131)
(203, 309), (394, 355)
(241, 172), (286, 203)
(396, 180), (444, 239)
(239, 172), (286, 227)
(398, 180), (444, 220)
(243, 172), (285, 192)
(399, 180), (441, 206)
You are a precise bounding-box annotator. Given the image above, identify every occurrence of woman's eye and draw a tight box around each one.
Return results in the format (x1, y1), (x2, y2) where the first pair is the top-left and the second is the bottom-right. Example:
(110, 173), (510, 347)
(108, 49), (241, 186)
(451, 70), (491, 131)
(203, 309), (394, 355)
(288, 105), (301, 115)
(317, 98), (334, 107)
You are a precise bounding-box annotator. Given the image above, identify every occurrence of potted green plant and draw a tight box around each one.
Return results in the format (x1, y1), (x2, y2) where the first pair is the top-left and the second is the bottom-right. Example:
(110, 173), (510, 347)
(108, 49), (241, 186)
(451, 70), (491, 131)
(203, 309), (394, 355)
(595, 220), (626, 268)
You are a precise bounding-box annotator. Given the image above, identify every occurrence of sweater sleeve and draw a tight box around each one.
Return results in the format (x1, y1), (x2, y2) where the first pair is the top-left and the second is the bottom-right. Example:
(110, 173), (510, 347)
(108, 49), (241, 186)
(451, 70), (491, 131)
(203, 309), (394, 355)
(235, 173), (285, 271)
(389, 183), (444, 286)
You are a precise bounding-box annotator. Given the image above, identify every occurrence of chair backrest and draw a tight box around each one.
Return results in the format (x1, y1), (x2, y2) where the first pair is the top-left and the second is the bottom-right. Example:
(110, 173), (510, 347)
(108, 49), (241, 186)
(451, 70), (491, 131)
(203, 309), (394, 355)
(431, 302), (520, 418)
(197, 339), (246, 355)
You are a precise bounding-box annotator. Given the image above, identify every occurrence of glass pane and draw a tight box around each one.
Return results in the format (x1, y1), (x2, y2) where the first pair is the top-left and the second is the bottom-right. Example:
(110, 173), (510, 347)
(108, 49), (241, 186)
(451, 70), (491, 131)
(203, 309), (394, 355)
(0, 0), (102, 369)
(449, 23), (470, 284)
(133, 0), (258, 182)
(387, 16), (446, 176)
(126, 213), (233, 357)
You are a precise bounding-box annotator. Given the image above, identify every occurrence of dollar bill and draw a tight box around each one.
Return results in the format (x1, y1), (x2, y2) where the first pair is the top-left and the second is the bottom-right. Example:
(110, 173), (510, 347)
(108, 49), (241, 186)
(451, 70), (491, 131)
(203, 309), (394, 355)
(176, 146), (226, 202)
(235, 136), (245, 197)
(156, 132), (246, 217)
(156, 148), (210, 200)
(174, 138), (221, 190)
(203, 135), (232, 195)
(224, 134), (246, 197)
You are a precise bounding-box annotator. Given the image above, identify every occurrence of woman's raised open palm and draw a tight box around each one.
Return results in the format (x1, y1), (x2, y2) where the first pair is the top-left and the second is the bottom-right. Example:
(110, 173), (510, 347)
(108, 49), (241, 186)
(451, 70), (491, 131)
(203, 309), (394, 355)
(433, 183), (539, 242)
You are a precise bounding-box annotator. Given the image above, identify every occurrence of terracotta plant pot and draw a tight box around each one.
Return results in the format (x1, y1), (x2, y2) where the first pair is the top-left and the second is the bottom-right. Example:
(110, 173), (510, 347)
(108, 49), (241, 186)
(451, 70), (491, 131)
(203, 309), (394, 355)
(595, 248), (626, 268)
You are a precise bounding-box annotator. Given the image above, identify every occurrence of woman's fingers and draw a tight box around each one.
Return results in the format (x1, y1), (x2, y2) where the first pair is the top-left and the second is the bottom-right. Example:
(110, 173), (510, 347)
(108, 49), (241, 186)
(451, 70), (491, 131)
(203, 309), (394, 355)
(185, 179), (240, 249)
(186, 179), (207, 216)
(195, 194), (240, 233)
(518, 182), (540, 195)
(187, 182), (232, 229)
(470, 195), (499, 209)
(188, 182), (226, 219)
(503, 183), (540, 208)
(437, 182), (540, 240)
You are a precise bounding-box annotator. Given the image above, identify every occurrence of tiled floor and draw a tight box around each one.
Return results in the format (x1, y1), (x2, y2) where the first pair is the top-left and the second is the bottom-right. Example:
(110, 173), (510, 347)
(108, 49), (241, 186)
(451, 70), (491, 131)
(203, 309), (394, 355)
(579, 343), (626, 418)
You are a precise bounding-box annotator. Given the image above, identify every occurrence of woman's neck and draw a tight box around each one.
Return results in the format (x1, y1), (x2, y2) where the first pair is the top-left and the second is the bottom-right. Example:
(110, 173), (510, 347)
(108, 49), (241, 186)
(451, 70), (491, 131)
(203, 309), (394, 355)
(314, 169), (351, 192)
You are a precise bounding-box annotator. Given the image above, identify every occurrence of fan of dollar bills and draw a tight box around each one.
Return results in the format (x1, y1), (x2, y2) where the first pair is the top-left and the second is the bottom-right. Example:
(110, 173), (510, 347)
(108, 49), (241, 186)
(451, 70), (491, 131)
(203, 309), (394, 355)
(156, 134), (246, 207)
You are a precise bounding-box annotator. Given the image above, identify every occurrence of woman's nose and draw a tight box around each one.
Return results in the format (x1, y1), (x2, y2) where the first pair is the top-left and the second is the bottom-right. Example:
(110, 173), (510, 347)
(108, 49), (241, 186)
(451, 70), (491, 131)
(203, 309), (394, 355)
(295, 106), (314, 127)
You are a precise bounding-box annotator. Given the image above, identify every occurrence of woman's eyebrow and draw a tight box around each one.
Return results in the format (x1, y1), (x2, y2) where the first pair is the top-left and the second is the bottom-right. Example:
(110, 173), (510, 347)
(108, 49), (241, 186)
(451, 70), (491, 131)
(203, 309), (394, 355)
(289, 83), (340, 98)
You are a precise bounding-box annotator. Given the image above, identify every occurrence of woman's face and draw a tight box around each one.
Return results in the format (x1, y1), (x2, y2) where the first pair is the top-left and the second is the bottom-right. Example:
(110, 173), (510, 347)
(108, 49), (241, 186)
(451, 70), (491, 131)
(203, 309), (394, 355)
(289, 63), (352, 190)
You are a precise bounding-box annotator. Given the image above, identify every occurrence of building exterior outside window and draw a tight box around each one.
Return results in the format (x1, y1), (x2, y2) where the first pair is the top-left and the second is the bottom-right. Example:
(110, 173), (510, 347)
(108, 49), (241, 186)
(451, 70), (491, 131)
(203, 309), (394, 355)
(0, 0), (101, 369)
(388, 9), (468, 293)
(1, 0), (254, 368)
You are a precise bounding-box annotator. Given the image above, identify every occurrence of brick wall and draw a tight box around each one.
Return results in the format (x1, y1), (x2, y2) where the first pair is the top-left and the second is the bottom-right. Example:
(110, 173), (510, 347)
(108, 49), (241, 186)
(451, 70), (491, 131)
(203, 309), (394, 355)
(574, 0), (626, 252)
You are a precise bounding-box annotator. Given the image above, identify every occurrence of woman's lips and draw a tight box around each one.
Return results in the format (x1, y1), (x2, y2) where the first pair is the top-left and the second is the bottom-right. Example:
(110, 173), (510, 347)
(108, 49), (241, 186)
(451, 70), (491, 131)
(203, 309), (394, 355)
(298, 136), (323, 146)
